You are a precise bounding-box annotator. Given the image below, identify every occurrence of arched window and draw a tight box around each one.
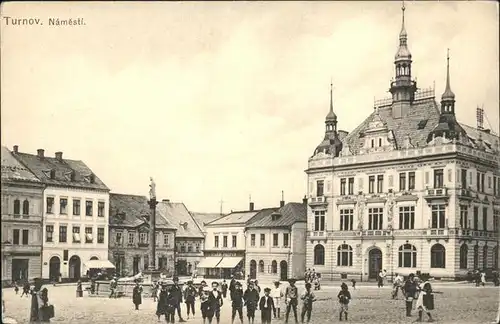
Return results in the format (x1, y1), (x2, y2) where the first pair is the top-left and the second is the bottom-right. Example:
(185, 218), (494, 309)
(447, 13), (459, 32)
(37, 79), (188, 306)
(398, 244), (417, 268)
(473, 245), (479, 269)
(430, 244), (446, 268)
(494, 246), (498, 269)
(271, 260), (277, 274)
(258, 260), (264, 273)
(22, 199), (29, 215)
(459, 244), (468, 269)
(13, 199), (20, 215)
(483, 245), (488, 270)
(337, 244), (353, 267)
(314, 244), (325, 265)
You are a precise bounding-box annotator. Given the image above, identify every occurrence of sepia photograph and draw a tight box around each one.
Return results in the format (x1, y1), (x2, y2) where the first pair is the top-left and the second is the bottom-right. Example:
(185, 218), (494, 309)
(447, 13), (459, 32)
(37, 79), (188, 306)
(1, 1), (499, 323)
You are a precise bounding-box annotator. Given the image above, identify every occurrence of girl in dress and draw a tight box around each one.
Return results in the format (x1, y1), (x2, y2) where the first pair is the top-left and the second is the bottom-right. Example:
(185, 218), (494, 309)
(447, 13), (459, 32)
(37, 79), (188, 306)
(415, 278), (434, 322)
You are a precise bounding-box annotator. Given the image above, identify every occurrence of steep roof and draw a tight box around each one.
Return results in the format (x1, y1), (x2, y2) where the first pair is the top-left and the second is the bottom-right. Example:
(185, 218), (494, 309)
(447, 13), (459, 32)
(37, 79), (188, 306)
(157, 201), (204, 238)
(12, 151), (109, 191)
(343, 98), (441, 154)
(246, 202), (307, 229)
(109, 193), (176, 229)
(1, 147), (40, 183)
(190, 212), (224, 231)
(460, 123), (499, 153)
(206, 207), (278, 226)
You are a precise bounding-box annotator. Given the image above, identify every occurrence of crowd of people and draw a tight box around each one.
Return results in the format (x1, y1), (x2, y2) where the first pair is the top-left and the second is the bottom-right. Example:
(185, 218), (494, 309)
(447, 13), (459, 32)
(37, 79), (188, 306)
(303, 269), (321, 290)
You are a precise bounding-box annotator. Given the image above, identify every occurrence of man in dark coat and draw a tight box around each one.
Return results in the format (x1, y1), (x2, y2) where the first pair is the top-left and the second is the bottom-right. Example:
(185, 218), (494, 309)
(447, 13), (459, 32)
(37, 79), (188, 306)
(229, 275), (237, 298)
(243, 282), (260, 324)
(259, 287), (275, 324)
(132, 282), (143, 310)
(170, 277), (186, 322)
(230, 281), (244, 324)
(184, 280), (197, 319)
(208, 281), (224, 324)
(157, 284), (169, 321)
(221, 280), (228, 298)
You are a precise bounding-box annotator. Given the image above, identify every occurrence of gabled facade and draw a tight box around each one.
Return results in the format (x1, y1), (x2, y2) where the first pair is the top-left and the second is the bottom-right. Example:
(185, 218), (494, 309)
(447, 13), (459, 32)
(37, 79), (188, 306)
(12, 147), (111, 281)
(157, 200), (205, 276)
(305, 5), (500, 281)
(245, 200), (308, 281)
(1, 146), (44, 285)
(108, 194), (177, 276)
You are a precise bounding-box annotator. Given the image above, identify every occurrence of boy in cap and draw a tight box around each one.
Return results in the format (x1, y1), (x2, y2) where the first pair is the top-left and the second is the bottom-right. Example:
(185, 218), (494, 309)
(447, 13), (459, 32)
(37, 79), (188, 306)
(200, 286), (212, 324)
(259, 287), (275, 324)
(184, 280), (197, 319)
(271, 281), (284, 318)
(301, 283), (316, 323)
(208, 281), (223, 324)
(337, 282), (351, 321)
(284, 279), (299, 324)
(230, 281), (244, 324)
(243, 282), (260, 324)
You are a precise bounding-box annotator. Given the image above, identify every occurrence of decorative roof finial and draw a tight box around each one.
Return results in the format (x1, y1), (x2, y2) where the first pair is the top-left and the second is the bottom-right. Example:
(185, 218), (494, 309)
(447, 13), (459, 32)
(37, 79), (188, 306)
(442, 48), (455, 100)
(326, 80), (337, 121)
(400, 0), (407, 39)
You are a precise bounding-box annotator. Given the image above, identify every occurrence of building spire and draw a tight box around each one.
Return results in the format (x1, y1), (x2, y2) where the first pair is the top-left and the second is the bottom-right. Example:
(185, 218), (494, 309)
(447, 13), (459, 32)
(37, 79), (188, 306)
(442, 48), (455, 101)
(326, 81), (337, 122)
(400, 1), (407, 40)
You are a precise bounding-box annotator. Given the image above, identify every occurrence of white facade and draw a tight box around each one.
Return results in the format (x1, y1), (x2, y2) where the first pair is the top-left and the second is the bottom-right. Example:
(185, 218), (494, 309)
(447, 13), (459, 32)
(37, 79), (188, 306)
(205, 225), (246, 251)
(42, 186), (109, 280)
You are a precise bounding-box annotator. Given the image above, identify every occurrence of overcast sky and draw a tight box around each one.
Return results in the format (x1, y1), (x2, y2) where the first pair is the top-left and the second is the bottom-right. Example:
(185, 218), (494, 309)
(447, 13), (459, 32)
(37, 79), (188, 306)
(1, 1), (498, 213)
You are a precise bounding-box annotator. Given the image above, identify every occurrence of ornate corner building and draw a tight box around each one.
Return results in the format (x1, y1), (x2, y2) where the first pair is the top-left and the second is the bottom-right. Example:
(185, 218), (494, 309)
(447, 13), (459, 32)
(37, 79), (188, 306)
(305, 5), (500, 281)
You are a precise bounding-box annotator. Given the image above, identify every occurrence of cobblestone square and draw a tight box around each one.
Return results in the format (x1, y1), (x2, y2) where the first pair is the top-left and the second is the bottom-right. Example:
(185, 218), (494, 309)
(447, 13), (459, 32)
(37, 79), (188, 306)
(3, 284), (498, 324)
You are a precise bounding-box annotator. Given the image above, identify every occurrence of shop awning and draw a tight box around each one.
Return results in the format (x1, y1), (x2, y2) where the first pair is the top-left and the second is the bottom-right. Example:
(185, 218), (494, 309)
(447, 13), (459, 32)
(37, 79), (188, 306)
(83, 260), (116, 269)
(196, 257), (223, 268)
(217, 257), (243, 268)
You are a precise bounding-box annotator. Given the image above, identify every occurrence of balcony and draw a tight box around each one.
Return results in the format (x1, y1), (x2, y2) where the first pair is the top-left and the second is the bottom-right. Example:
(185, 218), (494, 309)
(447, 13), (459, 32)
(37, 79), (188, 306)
(357, 230), (393, 237)
(424, 187), (450, 205)
(138, 242), (149, 247)
(308, 196), (328, 207)
(1, 214), (42, 223)
(308, 231), (327, 239)
(456, 188), (474, 201)
(426, 228), (449, 240)
(1, 244), (42, 255)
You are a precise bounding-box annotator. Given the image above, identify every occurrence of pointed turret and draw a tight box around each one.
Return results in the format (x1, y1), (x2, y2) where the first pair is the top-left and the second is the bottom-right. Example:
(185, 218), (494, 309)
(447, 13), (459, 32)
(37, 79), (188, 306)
(389, 1), (417, 119)
(313, 82), (343, 157)
(427, 49), (466, 142)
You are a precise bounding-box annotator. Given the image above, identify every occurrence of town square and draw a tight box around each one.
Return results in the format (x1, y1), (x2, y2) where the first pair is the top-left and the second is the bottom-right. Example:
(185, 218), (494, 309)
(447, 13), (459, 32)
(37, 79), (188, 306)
(1, 1), (499, 323)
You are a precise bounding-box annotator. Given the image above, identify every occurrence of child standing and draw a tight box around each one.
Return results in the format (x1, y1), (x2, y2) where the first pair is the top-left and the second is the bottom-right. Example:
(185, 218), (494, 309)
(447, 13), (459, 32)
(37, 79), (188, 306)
(271, 281), (283, 319)
(259, 288), (275, 324)
(300, 283), (316, 324)
(415, 279), (434, 322)
(350, 279), (356, 290)
(230, 282), (244, 324)
(337, 283), (351, 321)
(166, 290), (177, 323)
(13, 282), (19, 295)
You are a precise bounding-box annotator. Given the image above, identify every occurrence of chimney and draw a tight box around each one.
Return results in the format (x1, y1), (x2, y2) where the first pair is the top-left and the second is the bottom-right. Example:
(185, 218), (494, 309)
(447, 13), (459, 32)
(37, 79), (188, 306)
(12, 145), (18, 154)
(303, 195), (308, 206)
(55, 152), (63, 161)
(249, 202), (254, 211)
(280, 200), (285, 208)
(280, 190), (285, 208)
(37, 149), (45, 158)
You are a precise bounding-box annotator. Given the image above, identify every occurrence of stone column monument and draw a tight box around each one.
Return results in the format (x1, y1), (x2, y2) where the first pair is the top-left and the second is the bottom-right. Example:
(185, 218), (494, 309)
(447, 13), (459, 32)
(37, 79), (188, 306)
(142, 177), (161, 283)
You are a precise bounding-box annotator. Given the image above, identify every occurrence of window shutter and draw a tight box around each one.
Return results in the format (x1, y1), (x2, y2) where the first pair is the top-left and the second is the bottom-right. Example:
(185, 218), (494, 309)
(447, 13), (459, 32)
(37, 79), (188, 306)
(326, 180), (332, 193)
(424, 171), (430, 187)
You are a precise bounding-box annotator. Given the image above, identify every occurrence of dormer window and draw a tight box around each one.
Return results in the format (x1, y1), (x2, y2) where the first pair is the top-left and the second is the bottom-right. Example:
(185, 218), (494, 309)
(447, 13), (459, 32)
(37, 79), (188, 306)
(89, 174), (95, 184)
(371, 139), (375, 148)
(271, 212), (281, 221)
(49, 170), (56, 179)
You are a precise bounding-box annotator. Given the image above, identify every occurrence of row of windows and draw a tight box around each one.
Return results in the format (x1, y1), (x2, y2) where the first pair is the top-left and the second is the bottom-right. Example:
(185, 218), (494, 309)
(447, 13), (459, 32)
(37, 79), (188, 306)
(249, 259), (286, 274)
(12, 199), (31, 216)
(313, 205), (451, 231)
(459, 206), (499, 231)
(45, 225), (105, 244)
(249, 233), (290, 248)
(45, 197), (105, 217)
(214, 235), (237, 248)
(11, 229), (30, 245)
(314, 169), (500, 197)
(459, 244), (499, 270)
(312, 243), (499, 270)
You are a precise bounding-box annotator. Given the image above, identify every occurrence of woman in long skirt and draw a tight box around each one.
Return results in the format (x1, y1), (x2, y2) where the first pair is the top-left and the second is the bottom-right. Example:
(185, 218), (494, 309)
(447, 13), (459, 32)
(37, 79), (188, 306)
(157, 284), (169, 321)
(415, 280), (434, 322)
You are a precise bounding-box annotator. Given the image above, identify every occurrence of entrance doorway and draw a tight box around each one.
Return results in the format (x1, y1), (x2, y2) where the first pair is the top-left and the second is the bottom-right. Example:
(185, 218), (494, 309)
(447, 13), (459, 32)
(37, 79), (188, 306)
(133, 256), (140, 275)
(177, 259), (187, 275)
(69, 255), (81, 280)
(368, 248), (382, 280)
(12, 259), (29, 282)
(49, 256), (61, 281)
(280, 260), (288, 281)
(249, 260), (257, 279)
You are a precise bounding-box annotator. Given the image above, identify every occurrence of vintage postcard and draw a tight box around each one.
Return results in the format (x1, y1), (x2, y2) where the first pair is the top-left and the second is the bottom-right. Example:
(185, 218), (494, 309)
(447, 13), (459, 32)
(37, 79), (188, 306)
(1, 1), (499, 323)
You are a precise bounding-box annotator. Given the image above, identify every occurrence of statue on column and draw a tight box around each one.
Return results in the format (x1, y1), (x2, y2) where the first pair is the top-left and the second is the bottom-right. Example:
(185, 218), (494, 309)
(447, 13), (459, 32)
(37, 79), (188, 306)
(149, 177), (156, 200)
(387, 192), (395, 230)
(357, 197), (365, 231)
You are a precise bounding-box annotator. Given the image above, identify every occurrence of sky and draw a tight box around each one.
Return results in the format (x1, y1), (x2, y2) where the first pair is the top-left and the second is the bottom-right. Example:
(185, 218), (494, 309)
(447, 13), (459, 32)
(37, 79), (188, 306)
(1, 1), (499, 213)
